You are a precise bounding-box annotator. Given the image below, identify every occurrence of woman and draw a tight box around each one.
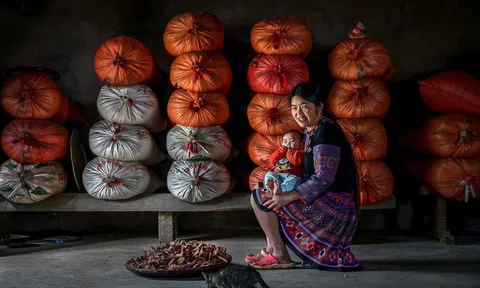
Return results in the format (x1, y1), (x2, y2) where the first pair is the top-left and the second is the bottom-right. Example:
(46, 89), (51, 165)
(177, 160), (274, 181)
(246, 82), (361, 271)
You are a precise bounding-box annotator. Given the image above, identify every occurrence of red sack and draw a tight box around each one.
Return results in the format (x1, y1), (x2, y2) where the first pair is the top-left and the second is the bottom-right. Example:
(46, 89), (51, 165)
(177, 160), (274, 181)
(250, 16), (312, 57)
(249, 166), (271, 191)
(170, 52), (232, 94)
(419, 71), (480, 115)
(247, 93), (301, 135)
(1, 119), (69, 164)
(406, 158), (479, 202)
(163, 11), (224, 57)
(94, 36), (155, 86)
(51, 92), (87, 124)
(328, 23), (392, 80)
(337, 118), (388, 161)
(247, 54), (309, 95)
(358, 161), (394, 206)
(327, 79), (390, 119)
(1, 71), (61, 119)
(247, 133), (283, 169)
(401, 115), (480, 158)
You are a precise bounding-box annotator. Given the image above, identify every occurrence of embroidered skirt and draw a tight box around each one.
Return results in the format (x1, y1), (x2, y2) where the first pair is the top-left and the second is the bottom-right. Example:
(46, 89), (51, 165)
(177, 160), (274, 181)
(252, 182), (361, 271)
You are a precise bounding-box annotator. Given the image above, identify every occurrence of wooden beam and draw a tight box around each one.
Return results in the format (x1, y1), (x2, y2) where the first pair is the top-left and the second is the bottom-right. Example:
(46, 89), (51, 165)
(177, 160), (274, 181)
(0, 192), (251, 212)
(0, 192), (396, 212)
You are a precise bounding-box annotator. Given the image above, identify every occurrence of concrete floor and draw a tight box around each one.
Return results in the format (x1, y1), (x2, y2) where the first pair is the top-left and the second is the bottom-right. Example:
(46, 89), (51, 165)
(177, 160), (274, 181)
(1, 233), (479, 288)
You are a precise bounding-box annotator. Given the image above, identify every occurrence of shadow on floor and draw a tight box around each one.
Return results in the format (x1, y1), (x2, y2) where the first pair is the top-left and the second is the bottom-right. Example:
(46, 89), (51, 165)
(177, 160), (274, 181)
(0, 232), (138, 257)
(361, 259), (480, 273)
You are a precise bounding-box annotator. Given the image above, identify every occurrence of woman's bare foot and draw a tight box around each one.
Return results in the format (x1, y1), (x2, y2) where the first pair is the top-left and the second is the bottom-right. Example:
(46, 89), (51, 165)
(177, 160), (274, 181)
(266, 246), (274, 254)
(272, 252), (292, 262)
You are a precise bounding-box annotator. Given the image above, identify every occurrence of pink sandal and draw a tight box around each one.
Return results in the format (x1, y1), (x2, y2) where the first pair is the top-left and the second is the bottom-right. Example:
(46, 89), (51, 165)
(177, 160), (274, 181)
(248, 253), (296, 270)
(245, 248), (269, 263)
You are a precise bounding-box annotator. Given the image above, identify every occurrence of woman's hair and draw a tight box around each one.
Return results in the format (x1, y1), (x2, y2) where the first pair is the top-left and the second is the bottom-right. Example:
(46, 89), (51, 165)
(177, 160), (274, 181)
(289, 82), (331, 117)
(289, 82), (328, 107)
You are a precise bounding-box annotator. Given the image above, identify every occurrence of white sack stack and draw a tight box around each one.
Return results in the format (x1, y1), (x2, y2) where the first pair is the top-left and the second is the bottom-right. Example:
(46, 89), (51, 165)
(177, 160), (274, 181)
(166, 125), (232, 162)
(97, 85), (167, 133)
(167, 160), (231, 203)
(82, 157), (165, 200)
(89, 120), (166, 165)
(0, 159), (67, 204)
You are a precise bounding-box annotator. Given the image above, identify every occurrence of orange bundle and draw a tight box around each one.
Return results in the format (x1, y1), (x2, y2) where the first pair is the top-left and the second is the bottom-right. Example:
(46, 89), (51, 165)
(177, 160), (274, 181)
(247, 93), (300, 135)
(337, 118), (388, 161)
(94, 36), (155, 86)
(357, 161), (394, 206)
(328, 79), (390, 119)
(170, 52), (232, 94)
(247, 133), (283, 169)
(164, 11), (224, 57)
(328, 23), (392, 80)
(248, 166), (271, 191)
(167, 89), (229, 127)
(402, 115), (480, 159)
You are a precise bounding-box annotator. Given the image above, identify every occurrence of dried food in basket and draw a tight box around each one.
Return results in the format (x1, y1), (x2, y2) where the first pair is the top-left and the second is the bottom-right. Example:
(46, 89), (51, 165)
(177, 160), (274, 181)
(128, 240), (231, 271)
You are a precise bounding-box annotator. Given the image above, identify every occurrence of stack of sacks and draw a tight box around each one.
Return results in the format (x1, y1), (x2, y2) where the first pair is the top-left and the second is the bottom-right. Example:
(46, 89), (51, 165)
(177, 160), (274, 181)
(0, 69), (85, 203)
(402, 71), (480, 202)
(164, 11), (233, 203)
(246, 16), (311, 190)
(327, 23), (394, 206)
(83, 36), (167, 200)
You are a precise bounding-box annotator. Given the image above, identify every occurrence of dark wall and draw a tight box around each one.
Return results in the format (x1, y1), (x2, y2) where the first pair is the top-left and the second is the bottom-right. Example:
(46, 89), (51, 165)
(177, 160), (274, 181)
(1, 0), (479, 109)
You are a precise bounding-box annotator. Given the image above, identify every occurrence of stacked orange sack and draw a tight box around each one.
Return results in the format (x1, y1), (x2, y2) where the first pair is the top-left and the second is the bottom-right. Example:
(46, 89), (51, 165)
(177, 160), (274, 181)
(164, 11), (233, 203)
(402, 72), (480, 202)
(246, 16), (311, 190)
(0, 68), (86, 203)
(327, 23), (394, 206)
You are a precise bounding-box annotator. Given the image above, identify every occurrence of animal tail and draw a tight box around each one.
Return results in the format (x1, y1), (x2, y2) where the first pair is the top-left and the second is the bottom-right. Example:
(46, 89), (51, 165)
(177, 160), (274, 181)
(256, 278), (270, 288)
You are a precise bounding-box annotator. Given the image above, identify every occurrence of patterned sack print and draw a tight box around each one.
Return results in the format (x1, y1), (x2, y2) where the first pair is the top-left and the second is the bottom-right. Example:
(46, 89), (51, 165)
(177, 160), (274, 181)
(82, 157), (165, 200)
(89, 120), (166, 165)
(167, 160), (231, 203)
(0, 159), (67, 204)
(166, 125), (232, 162)
(97, 85), (166, 133)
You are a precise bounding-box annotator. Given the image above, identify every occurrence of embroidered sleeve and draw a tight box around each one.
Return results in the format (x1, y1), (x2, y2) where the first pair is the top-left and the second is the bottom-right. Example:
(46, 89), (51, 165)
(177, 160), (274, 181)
(269, 146), (288, 167)
(286, 149), (304, 167)
(295, 144), (340, 204)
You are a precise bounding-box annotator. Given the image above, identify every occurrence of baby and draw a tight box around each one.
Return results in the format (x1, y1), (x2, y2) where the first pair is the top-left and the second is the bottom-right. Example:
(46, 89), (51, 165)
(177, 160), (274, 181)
(264, 130), (304, 193)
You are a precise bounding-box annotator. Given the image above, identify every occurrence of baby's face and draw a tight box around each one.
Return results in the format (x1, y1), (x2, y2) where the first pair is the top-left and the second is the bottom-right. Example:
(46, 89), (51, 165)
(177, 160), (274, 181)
(282, 132), (301, 149)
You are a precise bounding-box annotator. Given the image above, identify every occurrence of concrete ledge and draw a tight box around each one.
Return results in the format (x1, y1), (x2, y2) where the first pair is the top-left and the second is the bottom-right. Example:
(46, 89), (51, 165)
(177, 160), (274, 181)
(0, 192), (395, 212)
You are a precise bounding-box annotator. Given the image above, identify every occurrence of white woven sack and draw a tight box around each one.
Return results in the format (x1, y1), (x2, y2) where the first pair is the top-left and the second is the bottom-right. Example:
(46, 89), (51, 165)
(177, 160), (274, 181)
(0, 159), (67, 204)
(166, 125), (232, 162)
(97, 84), (167, 133)
(167, 160), (231, 203)
(82, 157), (165, 200)
(89, 120), (165, 165)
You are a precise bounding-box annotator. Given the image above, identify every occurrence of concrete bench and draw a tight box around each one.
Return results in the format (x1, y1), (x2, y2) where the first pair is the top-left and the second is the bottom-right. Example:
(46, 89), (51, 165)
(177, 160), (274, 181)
(0, 192), (396, 242)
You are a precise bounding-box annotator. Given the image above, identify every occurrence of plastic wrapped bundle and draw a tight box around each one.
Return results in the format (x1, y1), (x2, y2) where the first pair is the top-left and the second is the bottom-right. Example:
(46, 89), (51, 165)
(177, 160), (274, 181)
(0, 159), (67, 204)
(82, 157), (165, 200)
(166, 125), (232, 162)
(97, 85), (166, 133)
(89, 120), (166, 165)
(167, 160), (231, 203)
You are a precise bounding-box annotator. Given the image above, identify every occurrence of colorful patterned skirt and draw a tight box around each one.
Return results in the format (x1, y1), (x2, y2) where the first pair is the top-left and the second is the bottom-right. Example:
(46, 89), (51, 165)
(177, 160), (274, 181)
(252, 182), (362, 272)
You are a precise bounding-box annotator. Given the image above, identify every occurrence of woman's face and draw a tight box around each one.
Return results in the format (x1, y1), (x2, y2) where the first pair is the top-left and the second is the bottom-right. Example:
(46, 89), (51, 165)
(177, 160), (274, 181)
(290, 95), (323, 130)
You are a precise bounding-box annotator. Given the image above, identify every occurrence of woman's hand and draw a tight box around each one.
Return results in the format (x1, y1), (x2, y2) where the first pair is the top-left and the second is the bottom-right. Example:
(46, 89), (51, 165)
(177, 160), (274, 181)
(263, 181), (298, 210)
